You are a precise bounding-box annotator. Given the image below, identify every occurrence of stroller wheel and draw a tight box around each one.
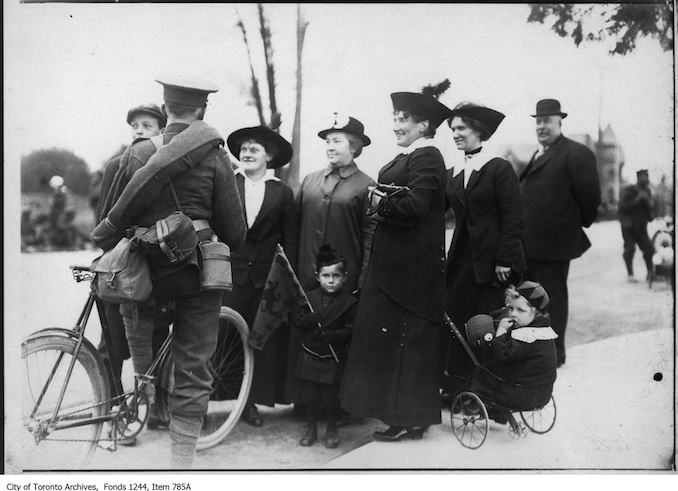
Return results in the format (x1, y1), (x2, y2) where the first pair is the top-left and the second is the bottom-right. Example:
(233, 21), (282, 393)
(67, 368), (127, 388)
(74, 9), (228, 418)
(520, 396), (556, 434)
(450, 392), (489, 449)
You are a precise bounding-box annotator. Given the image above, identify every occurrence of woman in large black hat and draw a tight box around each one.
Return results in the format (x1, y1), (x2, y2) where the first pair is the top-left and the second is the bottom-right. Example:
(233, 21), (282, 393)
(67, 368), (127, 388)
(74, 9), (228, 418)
(340, 80), (452, 441)
(441, 102), (526, 397)
(222, 125), (298, 426)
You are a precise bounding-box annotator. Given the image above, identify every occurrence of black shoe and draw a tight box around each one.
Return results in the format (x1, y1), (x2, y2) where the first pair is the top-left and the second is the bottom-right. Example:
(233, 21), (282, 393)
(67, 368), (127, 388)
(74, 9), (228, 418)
(299, 424), (318, 446)
(336, 411), (353, 428)
(242, 403), (263, 427)
(325, 427), (340, 449)
(373, 426), (424, 442)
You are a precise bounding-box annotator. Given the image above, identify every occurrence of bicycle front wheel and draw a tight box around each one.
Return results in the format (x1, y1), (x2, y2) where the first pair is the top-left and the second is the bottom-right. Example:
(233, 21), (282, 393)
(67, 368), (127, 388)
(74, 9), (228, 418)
(21, 333), (109, 470)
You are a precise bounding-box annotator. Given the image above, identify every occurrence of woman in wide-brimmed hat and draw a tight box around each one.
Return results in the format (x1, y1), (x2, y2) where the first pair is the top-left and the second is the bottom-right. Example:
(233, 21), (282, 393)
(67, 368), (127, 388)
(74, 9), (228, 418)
(441, 102), (526, 399)
(340, 80), (452, 442)
(222, 125), (298, 427)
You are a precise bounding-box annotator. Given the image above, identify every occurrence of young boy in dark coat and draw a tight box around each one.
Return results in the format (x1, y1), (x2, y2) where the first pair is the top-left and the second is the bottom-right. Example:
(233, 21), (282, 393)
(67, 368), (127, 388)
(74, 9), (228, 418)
(292, 245), (357, 448)
(470, 280), (558, 415)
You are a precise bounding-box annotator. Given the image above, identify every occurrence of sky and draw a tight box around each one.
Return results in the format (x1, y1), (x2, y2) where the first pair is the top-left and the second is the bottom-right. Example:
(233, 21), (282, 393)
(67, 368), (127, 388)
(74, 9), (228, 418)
(4, 2), (675, 187)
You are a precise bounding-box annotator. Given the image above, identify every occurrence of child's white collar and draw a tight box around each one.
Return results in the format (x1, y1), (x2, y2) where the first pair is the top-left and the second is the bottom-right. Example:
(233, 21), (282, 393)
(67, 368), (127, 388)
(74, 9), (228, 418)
(511, 327), (558, 343)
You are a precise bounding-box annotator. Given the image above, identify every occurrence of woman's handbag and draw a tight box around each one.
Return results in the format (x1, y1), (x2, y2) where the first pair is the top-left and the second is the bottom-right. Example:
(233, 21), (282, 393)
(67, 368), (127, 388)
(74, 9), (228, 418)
(91, 236), (152, 304)
(366, 184), (413, 226)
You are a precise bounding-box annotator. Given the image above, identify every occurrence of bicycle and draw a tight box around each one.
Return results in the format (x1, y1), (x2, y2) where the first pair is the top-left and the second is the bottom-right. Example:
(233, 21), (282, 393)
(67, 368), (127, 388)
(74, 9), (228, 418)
(20, 264), (253, 470)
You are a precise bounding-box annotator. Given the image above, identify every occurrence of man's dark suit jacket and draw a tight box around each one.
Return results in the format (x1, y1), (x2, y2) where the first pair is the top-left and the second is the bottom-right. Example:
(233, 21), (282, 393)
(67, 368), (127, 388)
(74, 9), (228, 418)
(520, 135), (601, 262)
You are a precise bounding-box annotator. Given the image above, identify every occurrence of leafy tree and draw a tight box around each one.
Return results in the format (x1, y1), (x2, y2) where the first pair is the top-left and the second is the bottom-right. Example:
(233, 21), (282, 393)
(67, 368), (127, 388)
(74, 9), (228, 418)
(528, 3), (674, 55)
(21, 148), (91, 196)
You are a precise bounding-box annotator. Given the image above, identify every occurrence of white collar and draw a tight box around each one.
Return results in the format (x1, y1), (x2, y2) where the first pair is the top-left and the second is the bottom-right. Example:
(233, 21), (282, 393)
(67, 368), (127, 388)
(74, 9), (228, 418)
(235, 167), (280, 183)
(399, 137), (435, 155)
(452, 147), (501, 178)
(510, 326), (558, 344)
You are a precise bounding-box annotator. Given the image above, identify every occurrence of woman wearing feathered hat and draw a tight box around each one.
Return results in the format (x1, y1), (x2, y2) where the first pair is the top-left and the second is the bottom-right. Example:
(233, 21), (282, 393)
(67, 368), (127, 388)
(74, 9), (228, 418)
(441, 102), (526, 397)
(222, 125), (298, 427)
(340, 80), (452, 442)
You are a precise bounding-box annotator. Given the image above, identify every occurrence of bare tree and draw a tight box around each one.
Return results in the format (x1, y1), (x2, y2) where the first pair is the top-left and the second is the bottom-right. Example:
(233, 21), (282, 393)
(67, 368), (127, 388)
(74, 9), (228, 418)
(235, 3), (308, 189)
(235, 8), (265, 125)
(258, 3), (281, 132)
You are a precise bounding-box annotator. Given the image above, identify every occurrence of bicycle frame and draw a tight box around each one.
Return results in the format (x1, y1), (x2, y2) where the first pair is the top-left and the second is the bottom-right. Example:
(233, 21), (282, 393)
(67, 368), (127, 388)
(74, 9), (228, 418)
(28, 274), (154, 440)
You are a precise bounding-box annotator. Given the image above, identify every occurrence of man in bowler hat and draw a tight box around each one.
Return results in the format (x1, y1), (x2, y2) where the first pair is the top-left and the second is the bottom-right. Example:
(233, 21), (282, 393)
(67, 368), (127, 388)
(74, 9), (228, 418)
(519, 99), (601, 367)
(618, 169), (655, 282)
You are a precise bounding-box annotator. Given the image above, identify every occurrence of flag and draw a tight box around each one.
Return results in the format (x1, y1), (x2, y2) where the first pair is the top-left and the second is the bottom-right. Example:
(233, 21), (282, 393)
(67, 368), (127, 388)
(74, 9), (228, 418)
(249, 244), (308, 351)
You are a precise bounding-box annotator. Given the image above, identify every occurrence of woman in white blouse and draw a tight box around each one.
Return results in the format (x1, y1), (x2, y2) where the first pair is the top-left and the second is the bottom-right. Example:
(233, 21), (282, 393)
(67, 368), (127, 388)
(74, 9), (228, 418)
(224, 126), (298, 426)
(442, 102), (526, 397)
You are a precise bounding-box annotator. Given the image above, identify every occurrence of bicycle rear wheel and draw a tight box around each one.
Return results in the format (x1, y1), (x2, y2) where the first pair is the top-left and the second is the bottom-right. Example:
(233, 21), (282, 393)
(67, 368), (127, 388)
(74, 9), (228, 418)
(156, 307), (253, 450)
(21, 333), (109, 470)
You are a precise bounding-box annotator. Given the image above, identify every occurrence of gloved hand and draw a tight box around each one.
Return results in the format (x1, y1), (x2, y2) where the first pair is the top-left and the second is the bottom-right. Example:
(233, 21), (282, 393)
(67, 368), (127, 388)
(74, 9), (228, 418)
(91, 217), (123, 251)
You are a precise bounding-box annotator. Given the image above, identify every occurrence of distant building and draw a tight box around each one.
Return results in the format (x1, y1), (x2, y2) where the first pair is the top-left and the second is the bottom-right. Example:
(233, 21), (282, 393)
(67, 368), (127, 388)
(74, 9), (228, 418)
(498, 125), (625, 218)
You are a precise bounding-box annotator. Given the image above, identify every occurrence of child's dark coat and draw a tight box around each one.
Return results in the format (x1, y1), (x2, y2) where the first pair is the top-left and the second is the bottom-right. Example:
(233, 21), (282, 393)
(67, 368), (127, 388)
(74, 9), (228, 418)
(292, 287), (357, 386)
(471, 313), (557, 410)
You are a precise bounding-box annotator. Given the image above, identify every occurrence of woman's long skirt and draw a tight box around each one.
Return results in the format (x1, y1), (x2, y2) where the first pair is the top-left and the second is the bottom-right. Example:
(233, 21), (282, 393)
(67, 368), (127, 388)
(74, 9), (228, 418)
(339, 266), (441, 427)
(442, 224), (504, 395)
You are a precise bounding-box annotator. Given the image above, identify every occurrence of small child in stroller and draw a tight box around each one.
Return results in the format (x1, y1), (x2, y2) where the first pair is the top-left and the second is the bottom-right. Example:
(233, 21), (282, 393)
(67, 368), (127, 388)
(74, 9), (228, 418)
(469, 281), (558, 423)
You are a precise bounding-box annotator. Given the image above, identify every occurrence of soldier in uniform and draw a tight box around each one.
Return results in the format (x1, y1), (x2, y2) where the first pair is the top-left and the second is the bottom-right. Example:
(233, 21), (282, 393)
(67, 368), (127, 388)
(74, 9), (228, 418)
(92, 76), (246, 467)
(619, 169), (655, 282)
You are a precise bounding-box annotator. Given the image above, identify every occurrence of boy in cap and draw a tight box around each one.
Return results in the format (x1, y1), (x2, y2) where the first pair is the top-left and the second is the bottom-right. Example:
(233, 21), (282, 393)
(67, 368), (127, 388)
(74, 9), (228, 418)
(469, 280), (558, 417)
(292, 244), (357, 449)
(93, 102), (167, 443)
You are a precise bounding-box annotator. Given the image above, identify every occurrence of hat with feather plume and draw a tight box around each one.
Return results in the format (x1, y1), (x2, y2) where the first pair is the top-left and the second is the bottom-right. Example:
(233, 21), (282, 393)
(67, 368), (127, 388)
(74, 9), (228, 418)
(391, 79), (453, 129)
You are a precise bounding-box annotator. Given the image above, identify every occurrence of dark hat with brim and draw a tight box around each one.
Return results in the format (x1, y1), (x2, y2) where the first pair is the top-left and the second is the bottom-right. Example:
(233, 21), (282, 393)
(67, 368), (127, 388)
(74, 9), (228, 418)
(126, 103), (167, 128)
(448, 103), (505, 138)
(227, 126), (293, 169)
(636, 169), (649, 176)
(155, 75), (219, 107)
(391, 92), (453, 129)
(317, 114), (371, 146)
(531, 98), (568, 119)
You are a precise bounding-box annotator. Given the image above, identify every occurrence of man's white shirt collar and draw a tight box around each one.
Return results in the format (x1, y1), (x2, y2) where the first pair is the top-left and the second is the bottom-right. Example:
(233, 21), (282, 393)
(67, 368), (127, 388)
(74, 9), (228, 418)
(399, 137), (435, 155)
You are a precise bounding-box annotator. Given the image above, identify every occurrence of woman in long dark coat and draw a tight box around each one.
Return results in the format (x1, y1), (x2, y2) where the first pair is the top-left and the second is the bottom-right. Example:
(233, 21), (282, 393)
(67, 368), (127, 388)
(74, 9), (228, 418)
(340, 81), (452, 441)
(442, 102), (526, 396)
(222, 126), (298, 426)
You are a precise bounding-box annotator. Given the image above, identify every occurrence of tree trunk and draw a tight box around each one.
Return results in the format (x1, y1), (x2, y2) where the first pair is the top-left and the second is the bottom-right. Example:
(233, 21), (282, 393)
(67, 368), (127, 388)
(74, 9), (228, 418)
(235, 12), (265, 126)
(285, 4), (308, 194)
